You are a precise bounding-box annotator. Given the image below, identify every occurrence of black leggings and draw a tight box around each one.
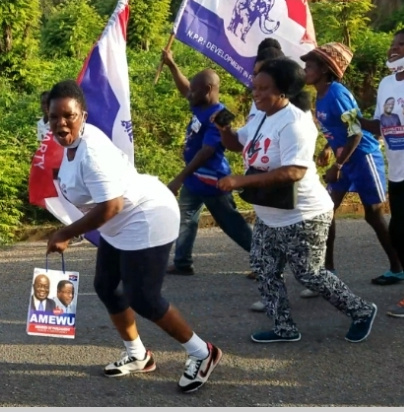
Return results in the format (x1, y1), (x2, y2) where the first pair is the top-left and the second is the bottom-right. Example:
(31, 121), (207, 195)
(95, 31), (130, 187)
(388, 179), (404, 267)
(94, 237), (171, 321)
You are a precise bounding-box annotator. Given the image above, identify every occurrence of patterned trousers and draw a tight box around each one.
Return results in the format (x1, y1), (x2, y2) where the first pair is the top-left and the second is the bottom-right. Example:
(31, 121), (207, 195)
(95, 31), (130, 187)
(250, 212), (374, 337)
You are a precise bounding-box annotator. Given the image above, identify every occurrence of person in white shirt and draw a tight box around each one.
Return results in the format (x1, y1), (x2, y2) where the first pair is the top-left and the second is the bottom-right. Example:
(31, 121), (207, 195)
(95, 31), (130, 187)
(37, 91), (50, 142)
(45, 79), (221, 393)
(359, 28), (404, 317)
(213, 57), (377, 343)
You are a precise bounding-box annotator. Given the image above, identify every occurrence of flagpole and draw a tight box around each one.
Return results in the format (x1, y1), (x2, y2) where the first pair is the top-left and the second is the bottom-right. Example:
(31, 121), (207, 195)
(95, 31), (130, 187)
(153, 0), (188, 85)
(153, 32), (176, 85)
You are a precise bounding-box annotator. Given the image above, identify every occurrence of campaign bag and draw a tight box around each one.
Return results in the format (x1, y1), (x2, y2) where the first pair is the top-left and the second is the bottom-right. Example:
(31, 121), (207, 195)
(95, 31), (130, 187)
(238, 115), (297, 210)
(27, 254), (79, 339)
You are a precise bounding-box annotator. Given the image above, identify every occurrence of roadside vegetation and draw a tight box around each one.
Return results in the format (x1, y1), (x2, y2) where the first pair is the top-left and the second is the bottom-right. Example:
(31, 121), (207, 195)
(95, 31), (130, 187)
(0, 0), (402, 244)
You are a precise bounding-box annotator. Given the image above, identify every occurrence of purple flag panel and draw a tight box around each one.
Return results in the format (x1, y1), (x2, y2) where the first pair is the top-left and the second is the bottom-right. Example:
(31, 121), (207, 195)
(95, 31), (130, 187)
(174, 0), (316, 88)
(79, 46), (121, 142)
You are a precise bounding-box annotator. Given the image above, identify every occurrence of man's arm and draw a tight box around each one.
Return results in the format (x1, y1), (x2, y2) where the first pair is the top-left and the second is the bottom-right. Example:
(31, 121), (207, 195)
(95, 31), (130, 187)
(178, 145), (216, 180)
(161, 49), (190, 98)
(168, 145), (216, 196)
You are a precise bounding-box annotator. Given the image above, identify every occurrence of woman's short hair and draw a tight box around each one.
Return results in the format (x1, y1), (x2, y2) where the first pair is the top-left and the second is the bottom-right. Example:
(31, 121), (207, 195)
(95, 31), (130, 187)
(48, 79), (87, 111)
(255, 46), (285, 65)
(257, 57), (311, 112)
(257, 38), (282, 54)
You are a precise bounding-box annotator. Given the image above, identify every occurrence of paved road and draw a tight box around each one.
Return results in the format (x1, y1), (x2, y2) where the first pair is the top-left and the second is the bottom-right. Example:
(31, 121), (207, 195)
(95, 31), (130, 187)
(0, 219), (403, 407)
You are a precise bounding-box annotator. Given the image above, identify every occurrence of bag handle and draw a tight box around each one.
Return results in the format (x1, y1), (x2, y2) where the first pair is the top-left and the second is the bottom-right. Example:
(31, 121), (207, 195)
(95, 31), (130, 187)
(46, 253), (66, 273)
(247, 114), (267, 159)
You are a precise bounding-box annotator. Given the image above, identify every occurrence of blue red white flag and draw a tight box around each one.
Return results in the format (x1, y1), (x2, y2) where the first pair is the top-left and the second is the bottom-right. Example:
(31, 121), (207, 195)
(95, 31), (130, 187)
(28, 0), (132, 246)
(173, 0), (316, 88)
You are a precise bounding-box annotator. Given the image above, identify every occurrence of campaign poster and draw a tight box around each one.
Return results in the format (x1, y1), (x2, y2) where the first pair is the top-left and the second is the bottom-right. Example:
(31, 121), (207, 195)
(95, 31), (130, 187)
(27, 268), (79, 339)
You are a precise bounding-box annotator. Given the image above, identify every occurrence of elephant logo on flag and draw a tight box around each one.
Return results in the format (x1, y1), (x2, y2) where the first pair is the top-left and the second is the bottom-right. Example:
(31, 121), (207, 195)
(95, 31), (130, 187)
(227, 0), (280, 42)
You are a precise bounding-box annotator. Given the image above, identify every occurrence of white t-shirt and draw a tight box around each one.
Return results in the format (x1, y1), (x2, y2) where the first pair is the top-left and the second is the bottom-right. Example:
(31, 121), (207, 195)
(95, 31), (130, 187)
(373, 74), (404, 182)
(57, 124), (180, 250)
(37, 118), (50, 142)
(237, 104), (333, 227)
(246, 101), (259, 123)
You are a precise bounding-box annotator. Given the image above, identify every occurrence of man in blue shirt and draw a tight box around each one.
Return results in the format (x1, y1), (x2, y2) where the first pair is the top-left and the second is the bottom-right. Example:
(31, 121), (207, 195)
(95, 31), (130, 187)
(161, 50), (253, 275)
(300, 42), (403, 293)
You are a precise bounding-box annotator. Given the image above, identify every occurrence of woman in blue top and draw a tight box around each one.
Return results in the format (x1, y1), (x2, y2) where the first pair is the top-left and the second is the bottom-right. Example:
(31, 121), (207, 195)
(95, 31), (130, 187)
(300, 42), (403, 292)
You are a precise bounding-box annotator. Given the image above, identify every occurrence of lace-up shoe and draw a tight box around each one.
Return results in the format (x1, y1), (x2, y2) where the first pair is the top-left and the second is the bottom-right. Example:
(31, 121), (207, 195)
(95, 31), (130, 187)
(178, 342), (222, 393)
(104, 350), (156, 377)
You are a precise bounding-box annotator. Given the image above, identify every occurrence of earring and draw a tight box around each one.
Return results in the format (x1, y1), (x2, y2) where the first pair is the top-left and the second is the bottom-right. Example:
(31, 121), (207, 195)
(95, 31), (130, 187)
(280, 93), (286, 99)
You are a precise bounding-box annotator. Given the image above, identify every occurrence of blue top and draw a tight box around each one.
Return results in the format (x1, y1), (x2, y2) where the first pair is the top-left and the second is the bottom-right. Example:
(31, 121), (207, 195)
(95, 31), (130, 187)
(183, 103), (231, 195)
(315, 82), (380, 160)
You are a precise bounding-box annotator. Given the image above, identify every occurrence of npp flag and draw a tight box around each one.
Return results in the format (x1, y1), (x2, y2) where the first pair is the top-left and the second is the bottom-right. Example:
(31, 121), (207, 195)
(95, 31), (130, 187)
(28, 0), (132, 246)
(173, 0), (316, 88)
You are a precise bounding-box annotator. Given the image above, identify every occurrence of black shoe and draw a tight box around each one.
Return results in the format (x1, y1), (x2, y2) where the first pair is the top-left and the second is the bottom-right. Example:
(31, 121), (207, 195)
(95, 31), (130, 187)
(251, 330), (301, 343)
(166, 264), (194, 276)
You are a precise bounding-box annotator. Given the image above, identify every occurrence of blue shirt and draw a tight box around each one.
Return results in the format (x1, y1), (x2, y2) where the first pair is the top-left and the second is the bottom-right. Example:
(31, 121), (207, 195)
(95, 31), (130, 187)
(316, 82), (380, 160)
(183, 103), (231, 196)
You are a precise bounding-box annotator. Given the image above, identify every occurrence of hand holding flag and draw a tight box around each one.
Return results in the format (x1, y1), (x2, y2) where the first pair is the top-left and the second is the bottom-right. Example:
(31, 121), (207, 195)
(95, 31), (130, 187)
(160, 0), (316, 88)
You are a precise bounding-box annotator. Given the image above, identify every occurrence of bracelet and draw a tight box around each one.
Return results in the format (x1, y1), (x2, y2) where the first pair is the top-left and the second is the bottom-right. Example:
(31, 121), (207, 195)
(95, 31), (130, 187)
(334, 162), (343, 170)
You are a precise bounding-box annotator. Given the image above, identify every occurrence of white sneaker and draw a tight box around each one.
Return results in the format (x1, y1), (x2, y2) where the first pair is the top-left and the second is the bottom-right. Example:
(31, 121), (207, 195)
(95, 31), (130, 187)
(250, 300), (265, 312)
(104, 350), (156, 377)
(178, 342), (222, 393)
(300, 289), (320, 298)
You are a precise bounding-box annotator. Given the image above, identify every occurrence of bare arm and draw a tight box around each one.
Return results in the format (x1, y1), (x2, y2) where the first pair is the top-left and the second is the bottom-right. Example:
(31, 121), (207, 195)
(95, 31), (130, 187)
(168, 145), (216, 195)
(47, 197), (124, 253)
(217, 125), (243, 152)
(161, 49), (190, 98)
(217, 165), (306, 192)
(335, 133), (362, 166)
(209, 112), (243, 152)
(323, 133), (362, 183)
(358, 117), (381, 136)
(243, 165), (306, 188)
(175, 144), (216, 181)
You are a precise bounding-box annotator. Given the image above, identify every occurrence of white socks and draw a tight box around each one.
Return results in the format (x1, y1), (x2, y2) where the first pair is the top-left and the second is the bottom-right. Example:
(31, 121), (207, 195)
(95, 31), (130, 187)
(124, 336), (147, 360)
(125, 333), (209, 360)
(181, 333), (209, 359)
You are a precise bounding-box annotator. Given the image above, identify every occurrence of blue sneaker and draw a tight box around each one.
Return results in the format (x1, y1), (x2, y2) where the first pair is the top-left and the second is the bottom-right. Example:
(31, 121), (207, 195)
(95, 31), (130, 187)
(251, 330), (301, 343)
(371, 271), (404, 285)
(345, 303), (377, 343)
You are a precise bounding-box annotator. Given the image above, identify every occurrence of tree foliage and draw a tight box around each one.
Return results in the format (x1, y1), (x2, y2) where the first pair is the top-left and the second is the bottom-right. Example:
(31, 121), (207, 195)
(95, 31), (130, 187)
(0, 0), (41, 88)
(41, 0), (105, 59)
(126, 0), (171, 50)
(311, 0), (375, 49)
